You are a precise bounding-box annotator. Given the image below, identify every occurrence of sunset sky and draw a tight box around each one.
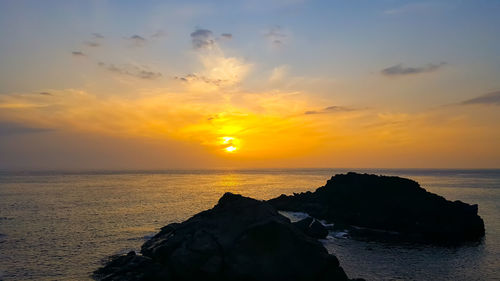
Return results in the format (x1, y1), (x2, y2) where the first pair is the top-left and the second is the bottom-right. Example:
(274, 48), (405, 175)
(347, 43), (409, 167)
(1, 0), (499, 169)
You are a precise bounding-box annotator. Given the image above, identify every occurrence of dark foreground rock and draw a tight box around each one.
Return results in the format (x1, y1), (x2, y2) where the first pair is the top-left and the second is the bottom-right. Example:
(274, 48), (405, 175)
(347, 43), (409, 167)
(293, 217), (329, 239)
(268, 172), (485, 245)
(94, 193), (359, 281)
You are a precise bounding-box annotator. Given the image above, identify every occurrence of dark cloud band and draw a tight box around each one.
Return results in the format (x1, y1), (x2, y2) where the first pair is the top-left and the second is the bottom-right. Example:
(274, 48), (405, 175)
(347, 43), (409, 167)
(305, 106), (355, 115)
(461, 91), (500, 106)
(191, 29), (215, 50)
(381, 62), (446, 76)
(98, 62), (162, 80)
(0, 122), (54, 136)
(71, 51), (86, 57)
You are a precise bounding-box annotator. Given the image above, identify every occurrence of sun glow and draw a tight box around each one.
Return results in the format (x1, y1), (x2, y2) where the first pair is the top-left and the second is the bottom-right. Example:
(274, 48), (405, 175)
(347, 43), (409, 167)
(220, 136), (239, 153)
(225, 146), (237, 152)
(222, 137), (234, 144)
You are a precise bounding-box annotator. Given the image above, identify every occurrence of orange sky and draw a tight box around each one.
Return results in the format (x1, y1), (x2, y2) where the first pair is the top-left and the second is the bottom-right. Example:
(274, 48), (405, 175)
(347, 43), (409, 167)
(0, 1), (499, 169)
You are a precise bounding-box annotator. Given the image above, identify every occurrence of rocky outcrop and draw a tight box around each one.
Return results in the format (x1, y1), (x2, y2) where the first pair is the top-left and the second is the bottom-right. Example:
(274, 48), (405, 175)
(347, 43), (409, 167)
(94, 193), (359, 281)
(293, 217), (329, 239)
(268, 172), (485, 245)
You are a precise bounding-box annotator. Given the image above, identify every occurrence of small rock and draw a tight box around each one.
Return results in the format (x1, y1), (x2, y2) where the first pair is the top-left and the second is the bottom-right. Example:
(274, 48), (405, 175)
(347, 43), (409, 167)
(293, 217), (329, 239)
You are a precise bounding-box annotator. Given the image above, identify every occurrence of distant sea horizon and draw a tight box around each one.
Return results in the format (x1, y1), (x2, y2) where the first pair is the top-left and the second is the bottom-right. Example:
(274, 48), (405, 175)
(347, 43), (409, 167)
(2, 167), (500, 174)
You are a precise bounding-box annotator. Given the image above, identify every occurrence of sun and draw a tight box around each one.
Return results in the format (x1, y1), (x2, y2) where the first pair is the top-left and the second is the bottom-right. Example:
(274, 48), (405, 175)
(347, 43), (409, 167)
(220, 136), (239, 153)
(225, 146), (237, 152)
(222, 137), (234, 144)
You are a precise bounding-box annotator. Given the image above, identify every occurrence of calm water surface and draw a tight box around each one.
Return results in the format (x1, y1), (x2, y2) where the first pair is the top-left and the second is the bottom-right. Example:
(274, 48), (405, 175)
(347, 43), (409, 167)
(0, 169), (499, 280)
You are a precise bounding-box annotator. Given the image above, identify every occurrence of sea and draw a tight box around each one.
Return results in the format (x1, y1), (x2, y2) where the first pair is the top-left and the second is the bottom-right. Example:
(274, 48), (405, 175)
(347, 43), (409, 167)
(0, 169), (499, 280)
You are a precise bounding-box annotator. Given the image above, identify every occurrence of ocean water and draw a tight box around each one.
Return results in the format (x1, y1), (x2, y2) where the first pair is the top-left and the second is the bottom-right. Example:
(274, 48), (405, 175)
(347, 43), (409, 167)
(0, 169), (499, 280)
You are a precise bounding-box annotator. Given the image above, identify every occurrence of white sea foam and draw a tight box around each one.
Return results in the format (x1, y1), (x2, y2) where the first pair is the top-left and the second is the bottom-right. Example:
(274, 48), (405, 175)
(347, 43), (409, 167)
(332, 231), (349, 239)
(278, 211), (310, 222)
(320, 220), (334, 227)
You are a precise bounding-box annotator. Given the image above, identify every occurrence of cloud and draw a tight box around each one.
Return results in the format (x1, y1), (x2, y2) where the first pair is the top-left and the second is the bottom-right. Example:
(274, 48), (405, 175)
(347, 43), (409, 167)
(174, 55), (251, 88)
(265, 26), (288, 46)
(130, 35), (146, 41)
(39, 92), (52, 96)
(151, 30), (166, 38)
(461, 91), (500, 106)
(126, 35), (147, 46)
(304, 106), (355, 115)
(0, 122), (53, 136)
(181, 29), (252, 90)
(71, 51), (86, 57)
(84, 41), (100, 47)
(98, 62), (162, 80)
(269, 65), (289, 82)
(191, 29), (215, 50)
(221, 33), (232, 39)
(82, 33), (103, 47)
(174, 74), (225, 87)
(0, 88), (329, 162)
(199, 55), (252, 86)
(381, 62), (446, 76)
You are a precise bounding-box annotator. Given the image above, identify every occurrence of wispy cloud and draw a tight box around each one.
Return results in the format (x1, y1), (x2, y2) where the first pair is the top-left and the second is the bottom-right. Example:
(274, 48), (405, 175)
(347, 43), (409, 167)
(71, 51), (86, 57)
(126, 35), (147, 46)
(221, 33), (232, 40)
(174, 73), (225, 87)
(269, 65), (289, 82)
(381, 62), (446, 76)
(84, 41), (100, 47)
(0, 122), (53, 136)
(265, 26), (288, 46)
(304, 106), (355, 115)
(81, 33), (104, 47)
(461, 91), (500, 106)
(191, 29), (216, 50)
(39, 92), (52, 96)
(151, 30), (166, 38)
(98, 62), (162, 80)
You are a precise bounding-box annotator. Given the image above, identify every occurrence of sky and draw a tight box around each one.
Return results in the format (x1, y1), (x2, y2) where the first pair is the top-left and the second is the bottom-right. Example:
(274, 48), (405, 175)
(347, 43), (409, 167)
(0, 0), (499, 170)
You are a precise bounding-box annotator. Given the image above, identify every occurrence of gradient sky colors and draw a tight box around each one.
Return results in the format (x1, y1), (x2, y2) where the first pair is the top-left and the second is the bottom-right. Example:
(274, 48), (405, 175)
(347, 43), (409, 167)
(1, 0), (499, 169)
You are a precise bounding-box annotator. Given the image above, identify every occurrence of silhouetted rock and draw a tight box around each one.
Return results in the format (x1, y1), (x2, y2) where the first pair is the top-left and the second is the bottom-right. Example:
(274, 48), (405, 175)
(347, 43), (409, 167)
(293, 217), (329, 239)
(94, 251), (172, 281)
(94, 193), (356, 281)
(268, 172), (485, 245)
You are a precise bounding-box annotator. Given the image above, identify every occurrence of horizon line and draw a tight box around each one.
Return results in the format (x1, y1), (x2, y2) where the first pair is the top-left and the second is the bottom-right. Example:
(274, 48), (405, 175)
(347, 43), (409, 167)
(1, 167), (500, 174)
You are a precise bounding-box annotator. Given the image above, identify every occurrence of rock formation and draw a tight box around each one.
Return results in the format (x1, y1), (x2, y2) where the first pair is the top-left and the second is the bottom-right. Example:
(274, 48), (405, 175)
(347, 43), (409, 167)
(94, 193), (359, 281)
(293, 217), (329, 239)
(268, 172), (485, 244)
